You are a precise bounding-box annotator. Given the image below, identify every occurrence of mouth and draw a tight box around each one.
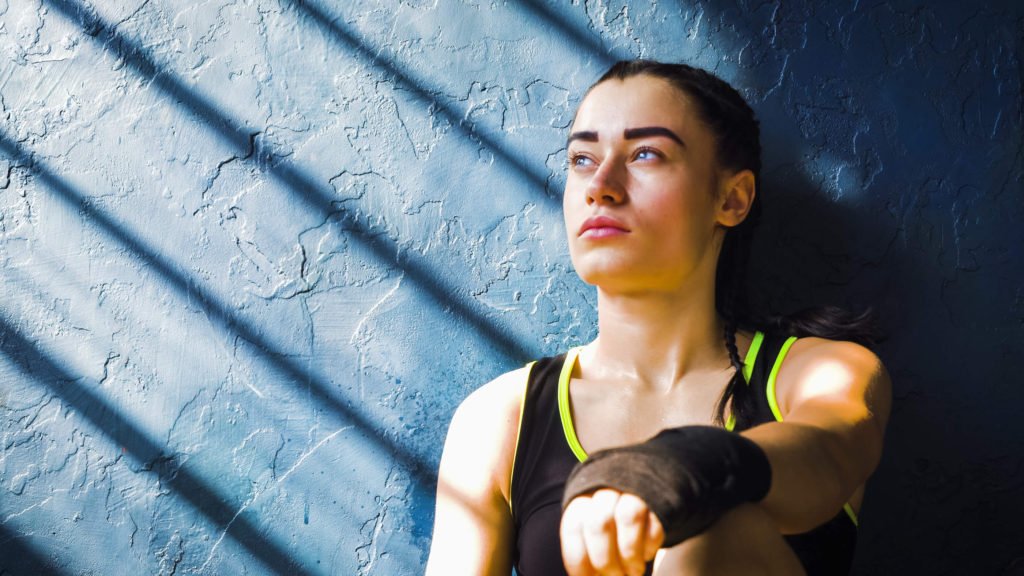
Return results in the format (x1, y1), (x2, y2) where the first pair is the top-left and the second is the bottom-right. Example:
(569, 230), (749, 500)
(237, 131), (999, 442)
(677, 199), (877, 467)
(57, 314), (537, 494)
(578, 215), (630, 238)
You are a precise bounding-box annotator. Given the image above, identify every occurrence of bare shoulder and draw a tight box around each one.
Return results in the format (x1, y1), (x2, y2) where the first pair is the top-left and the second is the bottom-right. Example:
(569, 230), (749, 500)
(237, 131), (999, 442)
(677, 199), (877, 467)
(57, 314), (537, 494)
(442, 364), (532, 501)
(453, 364), (531, 425)
(783, 337), (888, 381)
(449, 364), (531, 450)
(775, 337), (892, 431)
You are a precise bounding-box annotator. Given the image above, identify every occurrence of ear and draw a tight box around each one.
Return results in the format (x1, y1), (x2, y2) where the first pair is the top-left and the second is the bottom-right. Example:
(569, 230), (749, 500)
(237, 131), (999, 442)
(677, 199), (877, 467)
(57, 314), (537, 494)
(715, 169), (756, 228)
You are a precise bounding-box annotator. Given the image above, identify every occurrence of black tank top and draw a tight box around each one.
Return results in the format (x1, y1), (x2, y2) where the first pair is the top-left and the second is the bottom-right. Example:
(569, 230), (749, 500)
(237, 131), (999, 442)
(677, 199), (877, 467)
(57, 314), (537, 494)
(509, 332), (858, 575)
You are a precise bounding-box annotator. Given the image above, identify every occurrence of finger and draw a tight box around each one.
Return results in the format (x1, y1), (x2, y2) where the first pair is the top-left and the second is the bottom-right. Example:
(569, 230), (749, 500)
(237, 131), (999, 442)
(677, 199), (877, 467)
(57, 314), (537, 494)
(561, 496), (597, 576)
(613, 493), (649, 576)
(582, 489), (625, 576)
(643, 510), (665, 561)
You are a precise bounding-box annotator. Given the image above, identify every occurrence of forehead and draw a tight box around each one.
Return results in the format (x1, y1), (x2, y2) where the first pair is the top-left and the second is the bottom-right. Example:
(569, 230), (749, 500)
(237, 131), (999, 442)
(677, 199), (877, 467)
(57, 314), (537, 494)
(571, 75), (703, 136)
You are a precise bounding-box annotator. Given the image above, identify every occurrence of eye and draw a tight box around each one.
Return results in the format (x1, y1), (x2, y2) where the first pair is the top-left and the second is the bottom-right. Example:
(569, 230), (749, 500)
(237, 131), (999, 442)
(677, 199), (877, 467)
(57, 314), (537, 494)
(633, 146), (662, 162)
(569, 153), (595, 169)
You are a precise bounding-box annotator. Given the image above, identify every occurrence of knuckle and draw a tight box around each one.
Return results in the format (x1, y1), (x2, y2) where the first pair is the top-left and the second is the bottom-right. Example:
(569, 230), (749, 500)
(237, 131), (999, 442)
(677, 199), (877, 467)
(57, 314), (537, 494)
(564, 496), (588, 518)
(584, 503), (617, 533)
(592, 509), (617, 533)
(614, 495), (648, 523)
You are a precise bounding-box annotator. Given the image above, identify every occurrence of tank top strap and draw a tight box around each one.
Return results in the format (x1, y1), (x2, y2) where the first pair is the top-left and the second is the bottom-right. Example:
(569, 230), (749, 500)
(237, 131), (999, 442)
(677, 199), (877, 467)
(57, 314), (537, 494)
(509, 353), (580, 575)
(510, 353), (570, 523)
(725, 332), (796, 431)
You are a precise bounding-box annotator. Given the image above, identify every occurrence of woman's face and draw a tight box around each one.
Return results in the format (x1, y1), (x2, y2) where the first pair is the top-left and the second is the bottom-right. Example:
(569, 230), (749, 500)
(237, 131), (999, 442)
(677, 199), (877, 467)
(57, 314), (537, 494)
(564, 75), (730, 295)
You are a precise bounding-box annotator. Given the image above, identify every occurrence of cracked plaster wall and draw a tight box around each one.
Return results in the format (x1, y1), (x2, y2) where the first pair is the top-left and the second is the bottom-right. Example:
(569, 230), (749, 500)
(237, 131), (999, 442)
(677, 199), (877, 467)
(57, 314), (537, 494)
(0, 1), (1021, 575)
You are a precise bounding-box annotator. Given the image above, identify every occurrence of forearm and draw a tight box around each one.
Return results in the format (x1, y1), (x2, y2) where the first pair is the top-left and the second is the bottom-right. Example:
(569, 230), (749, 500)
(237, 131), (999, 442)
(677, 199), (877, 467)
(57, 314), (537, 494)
(739, 338), (890, 534)
(742, 419), (871, 534)
(562, 426), (772, 547)
(561, 418), (874, 543)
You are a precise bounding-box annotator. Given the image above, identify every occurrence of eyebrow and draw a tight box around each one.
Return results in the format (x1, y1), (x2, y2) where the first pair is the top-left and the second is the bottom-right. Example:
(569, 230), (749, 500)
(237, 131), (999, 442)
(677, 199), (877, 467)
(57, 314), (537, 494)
(566, 130), (598, 145)
(624, 126), (685, 146)
(566, 126), (685, 147)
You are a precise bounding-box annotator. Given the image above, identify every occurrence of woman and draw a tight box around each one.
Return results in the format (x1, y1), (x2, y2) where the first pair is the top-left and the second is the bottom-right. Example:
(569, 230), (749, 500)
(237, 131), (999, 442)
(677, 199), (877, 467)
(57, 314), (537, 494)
(425, 60), (891, 576)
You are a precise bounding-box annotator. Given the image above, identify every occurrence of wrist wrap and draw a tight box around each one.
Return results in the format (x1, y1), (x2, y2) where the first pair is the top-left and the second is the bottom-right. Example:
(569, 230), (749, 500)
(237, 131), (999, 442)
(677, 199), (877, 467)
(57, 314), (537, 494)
(561, 425), (772, 547)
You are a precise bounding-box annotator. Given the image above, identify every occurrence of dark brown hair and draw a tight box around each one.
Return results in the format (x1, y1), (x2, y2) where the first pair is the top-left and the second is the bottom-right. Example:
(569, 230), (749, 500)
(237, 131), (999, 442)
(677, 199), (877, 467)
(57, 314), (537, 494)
(591, 60), (877, 428)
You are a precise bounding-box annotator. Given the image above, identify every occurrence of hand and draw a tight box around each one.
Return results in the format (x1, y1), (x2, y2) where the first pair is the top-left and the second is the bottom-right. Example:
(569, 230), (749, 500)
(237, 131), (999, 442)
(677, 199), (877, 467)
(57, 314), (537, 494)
(560, 488), (665, 576)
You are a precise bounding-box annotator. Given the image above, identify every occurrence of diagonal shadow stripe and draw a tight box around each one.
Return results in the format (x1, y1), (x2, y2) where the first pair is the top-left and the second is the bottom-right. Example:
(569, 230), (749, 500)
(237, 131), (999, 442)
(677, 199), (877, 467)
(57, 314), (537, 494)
(0, 316), (315, 576)
(44, 0), (538, 365)
(511, 0), (624, 66)
(287, 0), (562, 199)
(0, 522), (68, 576)
(0, 134), (434, 485)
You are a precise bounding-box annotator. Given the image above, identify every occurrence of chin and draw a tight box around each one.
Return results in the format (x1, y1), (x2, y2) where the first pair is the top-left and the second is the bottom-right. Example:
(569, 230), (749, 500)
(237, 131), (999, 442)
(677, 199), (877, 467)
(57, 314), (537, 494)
(574, 263), (651, 289)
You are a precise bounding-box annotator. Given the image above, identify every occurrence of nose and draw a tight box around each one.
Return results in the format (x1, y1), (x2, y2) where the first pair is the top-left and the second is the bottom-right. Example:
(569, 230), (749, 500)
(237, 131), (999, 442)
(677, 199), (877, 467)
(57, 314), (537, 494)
(585, 157), (626, 206)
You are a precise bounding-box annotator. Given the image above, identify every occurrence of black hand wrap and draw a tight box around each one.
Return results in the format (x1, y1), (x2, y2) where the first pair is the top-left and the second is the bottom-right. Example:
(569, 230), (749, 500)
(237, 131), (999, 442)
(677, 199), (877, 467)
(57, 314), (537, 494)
(561, 425), (772, 547)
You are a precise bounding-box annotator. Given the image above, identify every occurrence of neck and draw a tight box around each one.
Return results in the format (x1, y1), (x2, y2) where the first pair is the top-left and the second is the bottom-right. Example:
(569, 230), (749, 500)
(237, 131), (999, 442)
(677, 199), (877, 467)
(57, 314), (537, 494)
(586, 280), (730, 391)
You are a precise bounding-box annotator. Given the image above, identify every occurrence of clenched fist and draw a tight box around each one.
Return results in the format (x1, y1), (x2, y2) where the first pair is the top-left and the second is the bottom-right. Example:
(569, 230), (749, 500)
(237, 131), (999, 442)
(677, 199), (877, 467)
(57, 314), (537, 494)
(560, 488), (665, 576)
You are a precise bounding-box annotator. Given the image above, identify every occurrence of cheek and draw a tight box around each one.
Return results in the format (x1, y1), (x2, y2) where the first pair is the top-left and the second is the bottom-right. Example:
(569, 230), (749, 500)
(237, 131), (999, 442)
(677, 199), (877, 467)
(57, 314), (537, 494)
(641, 190), (719, 253)
(562, 192), (574, 234)
(562, 179), (587, 227)
(642, 185), (708, 224)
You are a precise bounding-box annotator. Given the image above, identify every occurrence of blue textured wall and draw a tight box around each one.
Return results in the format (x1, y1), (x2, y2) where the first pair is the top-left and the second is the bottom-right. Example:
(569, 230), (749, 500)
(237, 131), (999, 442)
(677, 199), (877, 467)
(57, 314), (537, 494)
(1, 1), (1021, 574)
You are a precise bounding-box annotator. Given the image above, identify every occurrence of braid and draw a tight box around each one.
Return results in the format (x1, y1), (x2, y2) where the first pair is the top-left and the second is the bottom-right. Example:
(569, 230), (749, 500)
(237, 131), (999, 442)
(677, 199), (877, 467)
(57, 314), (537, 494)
(723, 321), (743, 372)
(714, 320), (744, 427)
(712, 220), (756, 427)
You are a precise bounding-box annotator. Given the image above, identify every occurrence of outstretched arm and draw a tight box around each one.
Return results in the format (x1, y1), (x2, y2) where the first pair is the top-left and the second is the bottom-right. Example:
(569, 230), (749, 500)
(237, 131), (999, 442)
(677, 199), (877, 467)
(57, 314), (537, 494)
(559, 338), (892, 574)
(743, 338), (891, 533)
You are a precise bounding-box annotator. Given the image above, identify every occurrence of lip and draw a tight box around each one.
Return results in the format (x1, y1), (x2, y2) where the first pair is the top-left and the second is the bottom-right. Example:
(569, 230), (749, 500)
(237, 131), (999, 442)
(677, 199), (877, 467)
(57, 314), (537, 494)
(578, 215), (630, 238)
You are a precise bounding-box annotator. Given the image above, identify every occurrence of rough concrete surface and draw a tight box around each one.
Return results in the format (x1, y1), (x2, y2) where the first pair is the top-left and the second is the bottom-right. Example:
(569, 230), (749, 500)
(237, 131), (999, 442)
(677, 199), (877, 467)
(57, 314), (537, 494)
(0, 1), (1021, 574)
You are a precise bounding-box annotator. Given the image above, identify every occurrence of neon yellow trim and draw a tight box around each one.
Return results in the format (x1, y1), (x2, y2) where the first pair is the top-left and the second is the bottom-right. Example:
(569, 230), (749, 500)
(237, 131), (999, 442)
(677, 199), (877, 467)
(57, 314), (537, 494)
(557, 348), (589, 462)
(843, 503), (859, 527)
(508, 360), (536, 515)
(726, 331), (765, 431)
(766, 336), (798, 423)
(743, 331), (765, 384)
